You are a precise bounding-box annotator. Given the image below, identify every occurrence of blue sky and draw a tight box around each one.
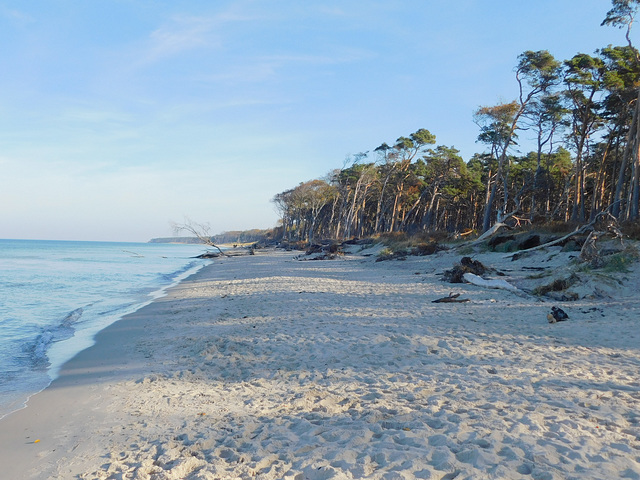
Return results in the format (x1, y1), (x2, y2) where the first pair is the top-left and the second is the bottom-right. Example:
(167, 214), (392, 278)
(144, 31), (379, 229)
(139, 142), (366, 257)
(0, 0), (629, 241)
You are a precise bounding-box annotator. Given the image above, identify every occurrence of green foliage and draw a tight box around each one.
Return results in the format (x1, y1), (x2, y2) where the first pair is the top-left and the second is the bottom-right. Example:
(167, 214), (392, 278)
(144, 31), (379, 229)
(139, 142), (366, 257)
(378, 247), (395, 258)
(600, 251), (637, 272)
(271, 13), (640, 241)
(474, 101), (520, 149)
(600, 246), (640, 272)
(602, 0), (640, 30)
(517, 50), (562, 93)
(564, 53), (606, 88)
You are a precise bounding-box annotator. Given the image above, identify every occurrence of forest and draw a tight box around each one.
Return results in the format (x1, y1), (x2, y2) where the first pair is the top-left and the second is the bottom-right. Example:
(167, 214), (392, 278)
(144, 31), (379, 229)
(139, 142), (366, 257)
(271, 1), (640, 244)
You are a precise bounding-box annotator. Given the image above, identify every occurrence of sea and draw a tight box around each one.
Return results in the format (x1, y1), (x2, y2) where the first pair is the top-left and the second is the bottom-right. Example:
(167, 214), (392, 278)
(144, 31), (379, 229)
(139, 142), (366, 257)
(0, 239), (211, 419)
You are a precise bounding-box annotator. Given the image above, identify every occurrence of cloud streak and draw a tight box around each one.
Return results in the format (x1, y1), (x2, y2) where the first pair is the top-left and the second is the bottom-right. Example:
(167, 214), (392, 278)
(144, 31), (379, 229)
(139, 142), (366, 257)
(140, 9), (260, 65)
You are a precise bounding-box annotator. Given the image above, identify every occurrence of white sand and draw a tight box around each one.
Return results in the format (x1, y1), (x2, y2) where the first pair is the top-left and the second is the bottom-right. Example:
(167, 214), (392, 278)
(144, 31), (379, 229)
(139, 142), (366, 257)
(1, 245), (639, 479)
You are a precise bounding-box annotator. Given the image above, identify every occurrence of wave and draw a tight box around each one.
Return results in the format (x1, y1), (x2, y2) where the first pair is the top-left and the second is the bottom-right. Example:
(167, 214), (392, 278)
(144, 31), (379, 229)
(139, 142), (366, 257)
(25, 307), (85, 368)
(61, 307), (84, 326)
(157, 260), (200, 284)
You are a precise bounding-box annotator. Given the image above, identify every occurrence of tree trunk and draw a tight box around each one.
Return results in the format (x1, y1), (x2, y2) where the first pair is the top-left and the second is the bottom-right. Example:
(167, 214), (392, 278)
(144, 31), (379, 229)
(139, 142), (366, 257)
(632, 138), (640, 219)
(613, 90), (640, 218)
(483, 181), (498, 232)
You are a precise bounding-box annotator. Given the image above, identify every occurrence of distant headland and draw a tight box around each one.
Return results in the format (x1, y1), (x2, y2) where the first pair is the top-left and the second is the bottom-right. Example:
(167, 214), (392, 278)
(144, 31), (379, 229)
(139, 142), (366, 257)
(149, 229), (274, 245)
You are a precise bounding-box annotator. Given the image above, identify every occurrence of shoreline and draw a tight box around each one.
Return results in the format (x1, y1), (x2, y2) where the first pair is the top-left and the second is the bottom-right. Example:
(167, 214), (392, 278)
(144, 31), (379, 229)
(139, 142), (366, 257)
(0, 258), (210, 422)
(1, 246), (639, 478)
(0, 258), (217, 479)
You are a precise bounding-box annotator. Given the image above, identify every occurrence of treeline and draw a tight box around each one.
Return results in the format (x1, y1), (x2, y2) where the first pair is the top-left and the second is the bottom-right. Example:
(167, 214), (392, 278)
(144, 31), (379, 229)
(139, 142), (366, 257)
(150, 229), (274, 245)
(272, 1), (640, 243)
(211, 229), (275, 244)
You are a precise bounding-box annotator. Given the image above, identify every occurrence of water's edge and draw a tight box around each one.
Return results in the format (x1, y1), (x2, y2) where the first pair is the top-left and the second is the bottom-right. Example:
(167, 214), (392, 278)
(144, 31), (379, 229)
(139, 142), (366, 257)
(0, 260), (211, 421)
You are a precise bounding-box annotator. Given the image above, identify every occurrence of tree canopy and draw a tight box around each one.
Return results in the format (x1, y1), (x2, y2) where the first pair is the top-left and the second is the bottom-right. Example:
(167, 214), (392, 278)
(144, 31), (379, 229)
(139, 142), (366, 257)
(271, 1), (640, 243)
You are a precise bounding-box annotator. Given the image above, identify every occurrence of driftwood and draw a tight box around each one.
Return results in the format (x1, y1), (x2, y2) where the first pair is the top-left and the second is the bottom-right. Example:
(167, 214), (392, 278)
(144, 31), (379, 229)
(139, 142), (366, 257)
(432, 292), (470, 303)
(463, 202), (523, 247)
(463, 273), (521, 293)
(579, 212), (624, 264)
(196, 251), (222, 259)
(443, 257), (487, 283)
(467, 221), (512, 247)
(463, 273), (532, 299)
(579, 231), (602, 264)
(504, 211), (623, 259)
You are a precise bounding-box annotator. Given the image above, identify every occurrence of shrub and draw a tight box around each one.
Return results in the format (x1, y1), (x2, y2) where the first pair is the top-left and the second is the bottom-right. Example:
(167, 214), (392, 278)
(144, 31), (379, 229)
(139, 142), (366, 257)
(600, 247), (639, 273)
(376, 247), (408, 262)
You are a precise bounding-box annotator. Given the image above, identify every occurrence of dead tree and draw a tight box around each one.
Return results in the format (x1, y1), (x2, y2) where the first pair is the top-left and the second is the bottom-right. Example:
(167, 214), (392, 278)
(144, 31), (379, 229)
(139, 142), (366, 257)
(171, 217), (225, 256)
(579, 211), (624, 264)
(500, 209), (624, 259)
(464, 188), (526, 247)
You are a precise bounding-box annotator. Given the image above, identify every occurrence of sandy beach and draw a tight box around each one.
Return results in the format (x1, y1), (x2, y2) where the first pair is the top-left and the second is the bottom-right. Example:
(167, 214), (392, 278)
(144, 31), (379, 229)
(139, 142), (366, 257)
(1, 244), (639, 479)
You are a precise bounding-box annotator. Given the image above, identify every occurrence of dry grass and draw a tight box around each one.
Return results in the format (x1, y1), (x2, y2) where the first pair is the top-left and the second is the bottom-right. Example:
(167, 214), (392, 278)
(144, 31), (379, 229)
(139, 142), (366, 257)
(532, 274), (580, 296)
(374, 232), (447, 258)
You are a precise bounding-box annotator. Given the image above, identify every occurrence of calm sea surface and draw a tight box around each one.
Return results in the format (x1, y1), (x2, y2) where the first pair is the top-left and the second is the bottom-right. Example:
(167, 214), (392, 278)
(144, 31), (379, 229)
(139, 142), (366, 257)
(0, 239), (210, 418)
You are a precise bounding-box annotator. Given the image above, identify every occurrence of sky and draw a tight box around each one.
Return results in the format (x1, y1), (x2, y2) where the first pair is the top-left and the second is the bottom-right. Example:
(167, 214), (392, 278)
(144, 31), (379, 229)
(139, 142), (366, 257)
(0, 0), (632, 242)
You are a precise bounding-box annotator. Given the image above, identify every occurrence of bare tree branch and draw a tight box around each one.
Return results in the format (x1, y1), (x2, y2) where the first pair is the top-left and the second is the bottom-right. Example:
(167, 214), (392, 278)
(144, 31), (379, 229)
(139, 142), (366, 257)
(503, 209), (623, 258)
(170, 217), (225, 255)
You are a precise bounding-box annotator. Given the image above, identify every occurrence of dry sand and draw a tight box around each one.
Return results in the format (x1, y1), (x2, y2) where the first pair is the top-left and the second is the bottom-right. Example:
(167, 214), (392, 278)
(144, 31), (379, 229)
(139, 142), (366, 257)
(1, 244), (639, 479)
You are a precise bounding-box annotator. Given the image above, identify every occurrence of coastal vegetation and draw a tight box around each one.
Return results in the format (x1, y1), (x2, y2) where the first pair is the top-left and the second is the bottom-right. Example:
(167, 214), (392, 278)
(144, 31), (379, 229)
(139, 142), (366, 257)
(151, 228), (274, 246)
(272, 1), (640, 244)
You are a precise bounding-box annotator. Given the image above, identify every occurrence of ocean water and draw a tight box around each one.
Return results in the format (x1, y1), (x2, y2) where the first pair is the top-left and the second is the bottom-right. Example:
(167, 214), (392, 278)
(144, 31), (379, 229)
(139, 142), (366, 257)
(0, 239), (210, 419)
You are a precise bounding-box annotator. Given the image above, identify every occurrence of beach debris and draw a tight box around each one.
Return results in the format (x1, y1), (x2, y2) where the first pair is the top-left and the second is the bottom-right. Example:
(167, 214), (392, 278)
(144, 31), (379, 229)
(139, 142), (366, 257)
(295, 242), (344, 260)
(532, 274), (579, 300)
(547, 306), (569, 323)
(443, 257), (487, 283)
(196, 251), (222, 258)
(376, 248), (408, 262)
(463, 273), (522, 294)
(502, 211), (624, 260)
(488, 234), (516, 250)
(412, 240), (445, 256)
(432, 292), (470, 303)
(579, 214), (624, 266)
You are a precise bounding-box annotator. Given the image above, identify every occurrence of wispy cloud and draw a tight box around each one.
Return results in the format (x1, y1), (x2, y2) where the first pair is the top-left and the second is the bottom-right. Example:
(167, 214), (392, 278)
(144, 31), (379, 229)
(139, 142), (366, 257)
(146, 15), (220, 62)
(141, 11), (258, 64)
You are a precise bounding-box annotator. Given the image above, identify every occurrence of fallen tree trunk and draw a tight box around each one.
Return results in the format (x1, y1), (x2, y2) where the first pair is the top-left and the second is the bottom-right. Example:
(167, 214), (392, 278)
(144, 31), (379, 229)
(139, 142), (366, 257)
(463, 273), (521, 293)
(457, 206), (520, 248)
(463, 273), (532, 299)
(503, 210), (623, 259)
(504, 224), (590, 257)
